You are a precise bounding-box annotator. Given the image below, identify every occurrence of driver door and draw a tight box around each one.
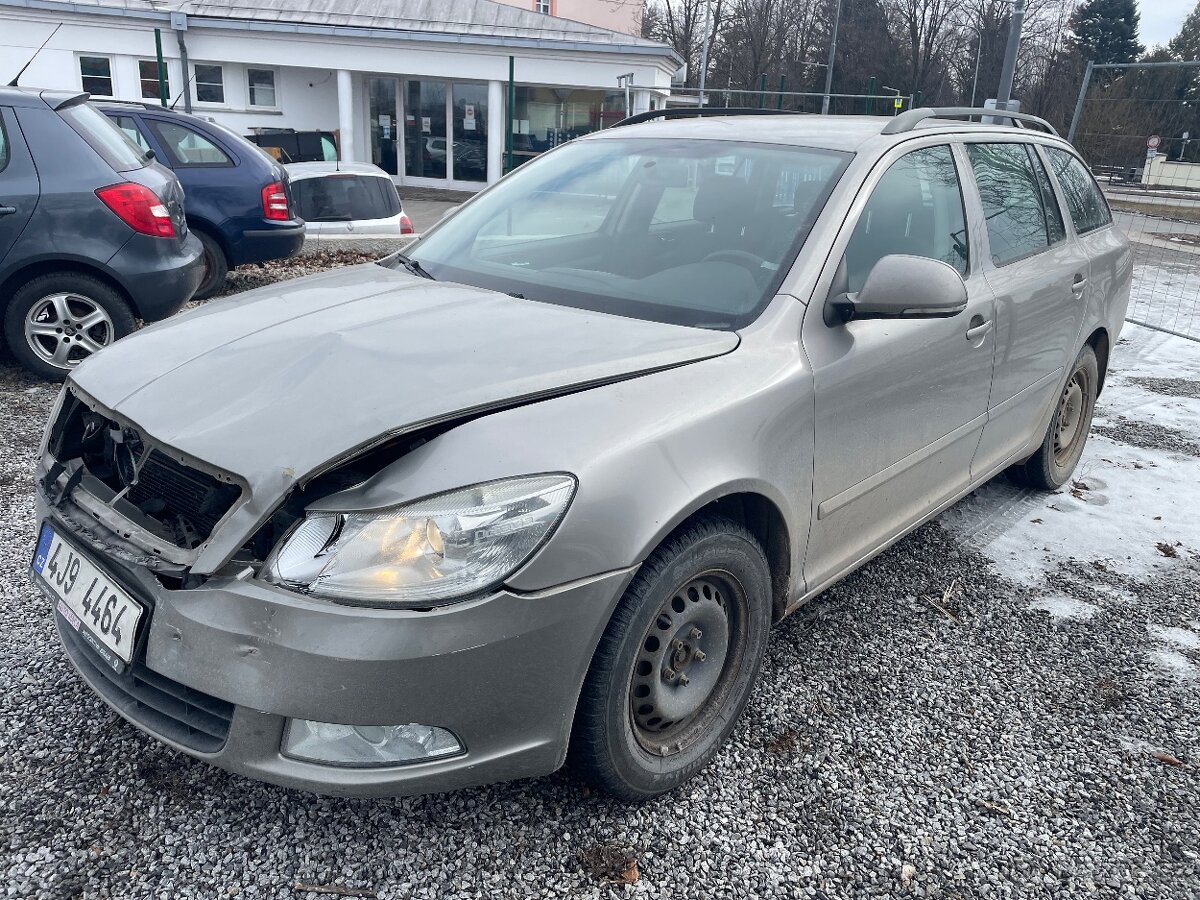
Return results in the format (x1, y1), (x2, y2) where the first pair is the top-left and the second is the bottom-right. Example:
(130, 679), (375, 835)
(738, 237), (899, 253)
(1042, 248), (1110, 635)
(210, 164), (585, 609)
(800, 142), (997, 593)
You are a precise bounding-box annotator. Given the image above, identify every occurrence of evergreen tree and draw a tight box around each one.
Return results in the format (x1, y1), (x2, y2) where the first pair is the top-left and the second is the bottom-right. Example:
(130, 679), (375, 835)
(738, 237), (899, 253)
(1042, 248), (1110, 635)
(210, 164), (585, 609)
(1069, 0), (1142, 67)
(1168, 0), (1200, 61)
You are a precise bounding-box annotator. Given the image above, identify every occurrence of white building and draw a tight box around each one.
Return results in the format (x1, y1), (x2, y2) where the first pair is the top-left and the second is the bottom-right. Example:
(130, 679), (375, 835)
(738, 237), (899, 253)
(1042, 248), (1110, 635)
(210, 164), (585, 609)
(1, 0), (677, 191)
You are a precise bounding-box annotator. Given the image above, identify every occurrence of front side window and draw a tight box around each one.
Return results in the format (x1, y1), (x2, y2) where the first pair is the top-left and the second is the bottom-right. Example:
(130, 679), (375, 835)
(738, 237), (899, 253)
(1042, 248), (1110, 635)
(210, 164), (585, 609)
(1047, 147), (1113, 234)
(408, 137), (849, 329)
(79, 56), (113, 97)
(843, 145), (969, 294)
(967, 142), (1060, 266)
(147, 120), (232, 167)
(248, 68), (277, 107)
(195, 64), (225, 103)
(138, 60), (169, 101)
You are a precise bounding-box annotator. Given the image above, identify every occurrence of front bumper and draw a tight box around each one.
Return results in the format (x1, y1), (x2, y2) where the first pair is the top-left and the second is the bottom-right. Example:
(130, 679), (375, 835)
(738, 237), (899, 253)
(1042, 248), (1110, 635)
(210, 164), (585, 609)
(36, 498), (632, 797)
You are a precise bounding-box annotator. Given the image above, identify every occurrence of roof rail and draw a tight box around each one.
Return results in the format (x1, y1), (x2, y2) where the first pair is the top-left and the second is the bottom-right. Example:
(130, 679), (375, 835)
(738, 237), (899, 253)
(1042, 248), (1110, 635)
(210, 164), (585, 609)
(881, 106), (1059, 137)
(611, 107), (801, 128)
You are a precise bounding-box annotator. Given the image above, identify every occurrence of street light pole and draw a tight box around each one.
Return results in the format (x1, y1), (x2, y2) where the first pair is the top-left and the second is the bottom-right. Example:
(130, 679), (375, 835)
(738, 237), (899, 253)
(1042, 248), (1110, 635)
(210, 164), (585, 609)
(821, 0), (843, 115)
(970, 28), (982, 107)
(996, 0), (1025, 108)
(697, 0), (713, 108)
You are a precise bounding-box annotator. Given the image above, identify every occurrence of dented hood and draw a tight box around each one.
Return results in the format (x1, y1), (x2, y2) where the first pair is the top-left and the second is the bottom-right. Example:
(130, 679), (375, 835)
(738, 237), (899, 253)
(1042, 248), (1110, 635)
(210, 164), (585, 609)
(72, 264), (739, 502)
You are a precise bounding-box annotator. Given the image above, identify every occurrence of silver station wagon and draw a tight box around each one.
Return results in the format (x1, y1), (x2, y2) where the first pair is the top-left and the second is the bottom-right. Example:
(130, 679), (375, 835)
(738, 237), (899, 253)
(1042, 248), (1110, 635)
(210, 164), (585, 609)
(32, 107), (1131, 799)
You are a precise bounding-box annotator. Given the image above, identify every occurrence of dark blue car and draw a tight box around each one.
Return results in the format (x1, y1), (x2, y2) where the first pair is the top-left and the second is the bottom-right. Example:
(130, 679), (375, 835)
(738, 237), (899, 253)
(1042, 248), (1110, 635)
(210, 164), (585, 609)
(99, 103), (304, 298)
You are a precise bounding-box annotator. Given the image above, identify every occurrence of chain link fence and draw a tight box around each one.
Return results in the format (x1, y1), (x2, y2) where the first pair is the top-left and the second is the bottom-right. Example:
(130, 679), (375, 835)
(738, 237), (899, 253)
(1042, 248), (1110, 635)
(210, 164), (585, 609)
(1069, 61), (1200, 342)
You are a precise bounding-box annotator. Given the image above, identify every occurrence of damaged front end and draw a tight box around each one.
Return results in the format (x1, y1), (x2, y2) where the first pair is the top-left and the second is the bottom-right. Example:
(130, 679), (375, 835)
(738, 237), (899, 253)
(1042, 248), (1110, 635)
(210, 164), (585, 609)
(38, 388), (247, 575)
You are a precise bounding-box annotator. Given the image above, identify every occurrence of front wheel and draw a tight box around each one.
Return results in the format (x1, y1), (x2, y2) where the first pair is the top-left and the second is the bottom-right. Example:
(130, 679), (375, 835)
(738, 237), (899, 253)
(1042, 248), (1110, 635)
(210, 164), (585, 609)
(1011, 343), (1099, 490)
(569, 515), (772, 799)
(3, 273), (136, 380)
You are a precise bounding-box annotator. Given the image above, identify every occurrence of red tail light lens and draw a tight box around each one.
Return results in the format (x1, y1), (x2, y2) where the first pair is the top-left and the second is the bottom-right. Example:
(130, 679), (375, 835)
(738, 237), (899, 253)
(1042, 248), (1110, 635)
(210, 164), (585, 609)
(262, 181), (290, 221)
(95, 183), (176, 238)
(399, 213), (415, 235)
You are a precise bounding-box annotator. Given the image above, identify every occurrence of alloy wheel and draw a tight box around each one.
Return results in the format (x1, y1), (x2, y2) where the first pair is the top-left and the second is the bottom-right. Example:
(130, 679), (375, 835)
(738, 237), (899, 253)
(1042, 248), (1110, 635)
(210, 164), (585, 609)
(24, 292), (115, 370)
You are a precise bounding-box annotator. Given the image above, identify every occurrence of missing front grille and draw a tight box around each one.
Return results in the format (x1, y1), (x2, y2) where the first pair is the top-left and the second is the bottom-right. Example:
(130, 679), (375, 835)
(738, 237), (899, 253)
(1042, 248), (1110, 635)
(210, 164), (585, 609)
(46, 394), (242, 550)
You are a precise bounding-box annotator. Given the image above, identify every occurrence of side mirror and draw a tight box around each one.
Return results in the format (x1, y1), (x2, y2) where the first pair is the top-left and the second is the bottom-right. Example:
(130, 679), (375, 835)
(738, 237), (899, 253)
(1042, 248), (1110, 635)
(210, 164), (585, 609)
(824, 254), (968, 326)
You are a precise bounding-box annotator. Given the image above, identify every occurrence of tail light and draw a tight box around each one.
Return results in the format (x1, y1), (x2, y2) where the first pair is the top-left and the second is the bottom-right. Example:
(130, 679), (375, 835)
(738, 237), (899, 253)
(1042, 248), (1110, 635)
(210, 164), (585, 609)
(95, 183), (176, 238)
(261, 181), (290, 221)
(399, 213), (415, 235)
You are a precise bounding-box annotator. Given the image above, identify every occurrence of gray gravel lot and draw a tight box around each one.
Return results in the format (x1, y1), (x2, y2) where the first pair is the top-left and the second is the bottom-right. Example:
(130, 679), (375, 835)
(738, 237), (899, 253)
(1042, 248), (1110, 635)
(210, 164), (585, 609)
(1, 256), (1198, 899)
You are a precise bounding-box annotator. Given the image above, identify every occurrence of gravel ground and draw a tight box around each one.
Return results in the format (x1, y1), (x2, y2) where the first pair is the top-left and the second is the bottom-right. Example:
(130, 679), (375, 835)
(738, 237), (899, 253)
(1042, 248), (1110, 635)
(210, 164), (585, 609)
(1, 261), (1198, 899)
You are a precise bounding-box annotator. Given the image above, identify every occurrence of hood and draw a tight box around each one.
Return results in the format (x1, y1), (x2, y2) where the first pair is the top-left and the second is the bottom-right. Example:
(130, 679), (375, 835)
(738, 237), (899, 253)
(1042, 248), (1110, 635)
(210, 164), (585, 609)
(72, 264), (739, 506)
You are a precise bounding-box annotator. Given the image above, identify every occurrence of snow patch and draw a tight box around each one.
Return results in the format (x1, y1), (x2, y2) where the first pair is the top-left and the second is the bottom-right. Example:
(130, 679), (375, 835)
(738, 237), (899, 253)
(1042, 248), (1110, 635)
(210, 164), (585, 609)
(1027, 595), (1099, 621)
(1148, 624), (1200, 651)
(1148, 649), (1198, 680)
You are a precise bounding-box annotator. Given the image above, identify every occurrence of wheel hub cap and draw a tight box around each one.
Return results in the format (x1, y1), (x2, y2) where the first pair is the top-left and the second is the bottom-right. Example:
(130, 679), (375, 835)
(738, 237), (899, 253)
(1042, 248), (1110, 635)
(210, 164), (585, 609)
(1054, 374), (1086, 464)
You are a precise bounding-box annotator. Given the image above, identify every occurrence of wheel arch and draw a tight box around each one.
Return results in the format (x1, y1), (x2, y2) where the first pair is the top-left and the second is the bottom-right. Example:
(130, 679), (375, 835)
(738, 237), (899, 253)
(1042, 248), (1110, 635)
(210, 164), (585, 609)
(0, 259), (135, 319)
(1085, 326), (1111, 395)
(186, 218), (233, 263)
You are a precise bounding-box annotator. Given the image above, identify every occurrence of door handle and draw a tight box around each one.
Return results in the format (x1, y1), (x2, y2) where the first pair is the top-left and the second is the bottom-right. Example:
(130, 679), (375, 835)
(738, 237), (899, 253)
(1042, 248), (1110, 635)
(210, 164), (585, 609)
(1071, 273), (1088, 298)
(966, 315), (993, 342)
(0, 205), (17, 217)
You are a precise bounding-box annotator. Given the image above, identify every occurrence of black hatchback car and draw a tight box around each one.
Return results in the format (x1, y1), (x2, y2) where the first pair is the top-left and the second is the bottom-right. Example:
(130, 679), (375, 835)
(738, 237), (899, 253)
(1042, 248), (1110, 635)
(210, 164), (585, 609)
(99, 104), (305, 298)
(0, 88), (203, 379)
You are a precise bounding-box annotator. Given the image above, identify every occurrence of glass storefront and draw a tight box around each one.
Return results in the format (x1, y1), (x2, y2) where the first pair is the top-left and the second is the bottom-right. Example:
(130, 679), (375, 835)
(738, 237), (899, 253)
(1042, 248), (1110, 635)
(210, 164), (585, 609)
(367, 77), (398, 175)
(363, 78), (633, 186)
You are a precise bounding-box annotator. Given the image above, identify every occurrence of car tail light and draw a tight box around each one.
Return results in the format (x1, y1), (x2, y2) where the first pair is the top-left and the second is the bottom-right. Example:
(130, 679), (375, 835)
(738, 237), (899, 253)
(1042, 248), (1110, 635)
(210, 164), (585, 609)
(399, 213), (415, 235)
(95, 183), (176, 238)
(261, 181), (290, 221)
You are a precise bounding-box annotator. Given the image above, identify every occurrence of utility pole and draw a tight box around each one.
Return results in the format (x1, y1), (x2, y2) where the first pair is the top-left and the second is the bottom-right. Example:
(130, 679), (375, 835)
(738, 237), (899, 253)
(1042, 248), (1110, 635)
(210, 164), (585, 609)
(697, 0), (713, 108)
(821, 0), (843, 115)
(995, 0), (1025, 108)
(970, 28), (982, 107)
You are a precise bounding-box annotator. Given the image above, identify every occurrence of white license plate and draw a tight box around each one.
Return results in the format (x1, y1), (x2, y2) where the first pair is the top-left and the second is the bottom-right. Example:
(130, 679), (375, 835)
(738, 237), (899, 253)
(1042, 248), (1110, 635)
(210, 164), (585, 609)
(33, 523), (143, 671)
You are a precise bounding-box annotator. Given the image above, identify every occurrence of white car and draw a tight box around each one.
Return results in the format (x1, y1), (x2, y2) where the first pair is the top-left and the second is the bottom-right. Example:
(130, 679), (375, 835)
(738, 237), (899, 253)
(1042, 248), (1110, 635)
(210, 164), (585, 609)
(286, 161), (414, 239)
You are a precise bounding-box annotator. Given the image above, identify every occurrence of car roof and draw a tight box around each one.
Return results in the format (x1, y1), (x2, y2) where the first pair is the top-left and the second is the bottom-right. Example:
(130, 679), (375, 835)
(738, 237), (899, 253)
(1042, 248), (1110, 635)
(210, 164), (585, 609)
(284, 161), (394, 180)
(581, 110), (1070, 155)
(0, 86), (87, 109)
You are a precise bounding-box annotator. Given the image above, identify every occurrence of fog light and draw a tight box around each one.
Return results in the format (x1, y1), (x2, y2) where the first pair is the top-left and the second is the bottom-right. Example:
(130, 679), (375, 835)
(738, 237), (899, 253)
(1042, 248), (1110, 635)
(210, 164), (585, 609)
(283, 720), (463, 767)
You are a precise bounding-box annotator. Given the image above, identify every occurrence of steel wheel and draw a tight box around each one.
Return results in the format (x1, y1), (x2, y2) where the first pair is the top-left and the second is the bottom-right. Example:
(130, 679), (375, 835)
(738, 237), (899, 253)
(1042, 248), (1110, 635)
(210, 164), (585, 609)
(1053, 372), (1087, 466)
(628, 569), (748, 757)
(24, 292), (115, 369)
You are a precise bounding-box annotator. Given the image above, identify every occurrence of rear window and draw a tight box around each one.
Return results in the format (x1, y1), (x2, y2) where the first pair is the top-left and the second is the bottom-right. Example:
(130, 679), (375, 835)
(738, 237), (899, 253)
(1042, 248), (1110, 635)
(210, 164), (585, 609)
(292, 175), (400, 222)
(59, 101), (147, 172)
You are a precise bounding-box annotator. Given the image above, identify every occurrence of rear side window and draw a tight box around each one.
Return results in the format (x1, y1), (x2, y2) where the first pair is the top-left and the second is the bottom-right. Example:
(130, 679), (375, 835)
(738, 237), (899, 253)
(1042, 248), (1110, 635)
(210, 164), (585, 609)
(0, 114), (8, 172)
(147, 120), (233, 167)
(1047, 148), (1113, 234)
(843, 145), (969, 293)
(111, 115), (152, 153)
(292, 175), (401, 221)
(967, 142), (1060, 266)
(58, 102), (147, 173)
(1030, 149), (1066, 245)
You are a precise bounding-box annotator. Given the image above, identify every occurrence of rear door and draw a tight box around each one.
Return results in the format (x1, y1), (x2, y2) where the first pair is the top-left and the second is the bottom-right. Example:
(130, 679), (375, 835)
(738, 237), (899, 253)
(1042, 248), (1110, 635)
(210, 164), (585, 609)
(801, 141), (996, 592)
(0, 107), (40, 270)
(1045, 146), (1131, 327)
(965, 140), (1090, 475)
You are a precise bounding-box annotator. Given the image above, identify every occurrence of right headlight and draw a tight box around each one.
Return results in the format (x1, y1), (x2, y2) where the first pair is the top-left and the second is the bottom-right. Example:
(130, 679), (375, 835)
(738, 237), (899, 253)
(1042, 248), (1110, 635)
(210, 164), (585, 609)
(263, 474), (576, 606)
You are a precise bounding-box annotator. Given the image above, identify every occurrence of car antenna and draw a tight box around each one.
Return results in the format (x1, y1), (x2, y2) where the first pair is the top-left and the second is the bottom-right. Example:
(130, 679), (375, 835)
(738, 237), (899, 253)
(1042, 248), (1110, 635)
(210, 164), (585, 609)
(169, 73), (197, 110)
(7, 24), (62, 87)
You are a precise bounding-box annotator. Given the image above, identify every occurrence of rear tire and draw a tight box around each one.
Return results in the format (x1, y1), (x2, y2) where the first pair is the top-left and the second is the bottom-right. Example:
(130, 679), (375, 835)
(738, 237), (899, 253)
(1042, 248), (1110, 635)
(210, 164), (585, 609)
(192, 230), (228, 300)
(568, 515), (772, 800)
(1011, 344), (1098, 490)
(3, 272), (135, 381)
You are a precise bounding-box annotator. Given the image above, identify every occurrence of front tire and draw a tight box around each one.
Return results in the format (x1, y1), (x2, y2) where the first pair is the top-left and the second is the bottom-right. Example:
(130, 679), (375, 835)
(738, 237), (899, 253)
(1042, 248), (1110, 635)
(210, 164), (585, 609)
(1011, 344), (1099, 490)
(569, 515), (772, 800)
(3, 273), (135, 380)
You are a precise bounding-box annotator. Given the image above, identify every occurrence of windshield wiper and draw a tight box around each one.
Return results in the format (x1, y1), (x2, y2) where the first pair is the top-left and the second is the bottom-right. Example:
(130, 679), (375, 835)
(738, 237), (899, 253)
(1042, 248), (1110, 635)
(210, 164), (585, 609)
(394, 253), (435, 280)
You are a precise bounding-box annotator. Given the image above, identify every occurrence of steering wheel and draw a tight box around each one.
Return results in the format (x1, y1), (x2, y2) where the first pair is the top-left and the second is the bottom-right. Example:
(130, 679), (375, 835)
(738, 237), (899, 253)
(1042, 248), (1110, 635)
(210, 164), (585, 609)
(702, 249), (769, 275)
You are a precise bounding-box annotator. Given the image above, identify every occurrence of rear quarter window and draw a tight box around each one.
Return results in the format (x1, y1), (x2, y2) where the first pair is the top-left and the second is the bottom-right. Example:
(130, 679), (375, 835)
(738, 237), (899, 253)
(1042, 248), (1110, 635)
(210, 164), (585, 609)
(293, 175), (400, 221)
(1047, 147), (1113, 234)
(58, 101), (147, 173)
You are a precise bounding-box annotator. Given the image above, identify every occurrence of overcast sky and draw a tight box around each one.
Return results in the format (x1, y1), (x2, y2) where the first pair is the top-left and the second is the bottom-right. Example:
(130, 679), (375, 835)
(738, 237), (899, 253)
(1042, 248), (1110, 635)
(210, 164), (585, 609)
(1140, 0), (1194, 48)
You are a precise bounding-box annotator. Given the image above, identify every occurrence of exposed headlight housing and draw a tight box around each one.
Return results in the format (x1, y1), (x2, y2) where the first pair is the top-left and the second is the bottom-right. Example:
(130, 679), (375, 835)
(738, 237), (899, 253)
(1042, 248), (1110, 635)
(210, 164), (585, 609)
(264, 474), (576, 605)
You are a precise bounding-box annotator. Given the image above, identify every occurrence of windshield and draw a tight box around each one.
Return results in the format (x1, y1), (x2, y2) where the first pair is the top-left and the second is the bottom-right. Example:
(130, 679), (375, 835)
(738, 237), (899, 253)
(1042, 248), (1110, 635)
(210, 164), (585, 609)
(406, 137), (849, 329)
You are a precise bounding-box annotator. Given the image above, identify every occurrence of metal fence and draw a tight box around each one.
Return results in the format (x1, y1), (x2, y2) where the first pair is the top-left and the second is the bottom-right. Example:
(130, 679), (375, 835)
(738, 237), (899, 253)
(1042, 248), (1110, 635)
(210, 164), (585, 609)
(1069, 60), (1200, 342)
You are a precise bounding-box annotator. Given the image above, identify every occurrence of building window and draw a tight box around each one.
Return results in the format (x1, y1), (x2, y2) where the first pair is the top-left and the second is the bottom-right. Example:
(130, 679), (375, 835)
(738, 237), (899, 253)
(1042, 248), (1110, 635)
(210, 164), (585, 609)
(138, 60), (169, 101)
(79, 56), (113, 97)
(248, 68), (277, 107)
(194, 64), (225, 103)
(536, 0), (552, 13)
